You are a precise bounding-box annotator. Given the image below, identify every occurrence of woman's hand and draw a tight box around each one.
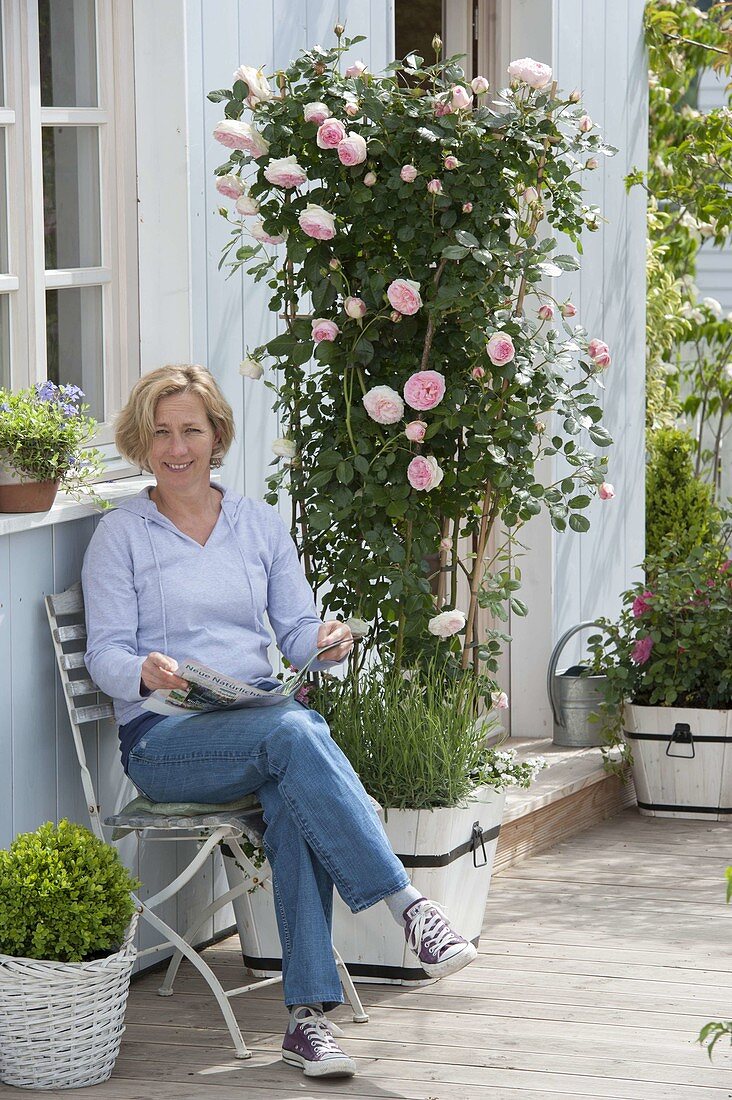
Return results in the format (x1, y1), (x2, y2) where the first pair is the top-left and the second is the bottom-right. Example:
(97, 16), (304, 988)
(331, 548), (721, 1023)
(140, 652), (189, 694)
(317, 620), (353, 663)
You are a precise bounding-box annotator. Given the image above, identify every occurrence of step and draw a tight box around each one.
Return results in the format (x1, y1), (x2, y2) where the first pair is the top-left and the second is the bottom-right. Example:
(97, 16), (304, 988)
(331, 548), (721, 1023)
(493, 737), (636, 874)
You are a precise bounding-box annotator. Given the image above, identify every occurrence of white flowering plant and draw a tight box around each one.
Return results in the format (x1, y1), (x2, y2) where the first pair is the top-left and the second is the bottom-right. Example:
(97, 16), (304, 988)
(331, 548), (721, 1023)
(211, 31), (616, 712)
(474, 747), (548, 792)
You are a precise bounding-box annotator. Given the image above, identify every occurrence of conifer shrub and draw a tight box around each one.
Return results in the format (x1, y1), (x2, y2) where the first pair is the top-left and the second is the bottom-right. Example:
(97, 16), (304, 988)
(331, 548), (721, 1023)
(646, 427), (720, 562)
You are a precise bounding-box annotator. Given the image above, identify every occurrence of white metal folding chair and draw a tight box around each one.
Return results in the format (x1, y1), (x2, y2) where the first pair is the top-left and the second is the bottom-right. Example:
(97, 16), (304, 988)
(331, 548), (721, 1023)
(46, 582), (368, 1060)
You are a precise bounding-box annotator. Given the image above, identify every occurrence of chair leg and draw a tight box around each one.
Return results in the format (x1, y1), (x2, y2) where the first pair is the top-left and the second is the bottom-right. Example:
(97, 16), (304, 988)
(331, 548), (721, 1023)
(332, 944), (369, 1023)
(137, 901), (252, 1059)
(158, 879), (250, 996)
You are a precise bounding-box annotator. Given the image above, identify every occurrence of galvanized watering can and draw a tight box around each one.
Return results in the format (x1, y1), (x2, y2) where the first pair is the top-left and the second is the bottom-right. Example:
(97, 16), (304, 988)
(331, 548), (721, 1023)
(547, 620), (608, 748)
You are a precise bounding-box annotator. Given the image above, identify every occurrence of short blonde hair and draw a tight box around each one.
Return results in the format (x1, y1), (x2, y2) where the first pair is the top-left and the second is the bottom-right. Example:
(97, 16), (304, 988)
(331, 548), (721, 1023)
(115, 365), (235, 471)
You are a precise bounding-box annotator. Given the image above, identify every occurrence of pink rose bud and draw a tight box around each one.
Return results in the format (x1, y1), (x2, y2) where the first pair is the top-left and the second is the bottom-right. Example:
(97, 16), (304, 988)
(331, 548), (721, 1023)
(439, 537), (453, 551)
(337, 133), (368, 166)
(345, 60), (367, 78)
(471, 366), (485, 380)
(462, 201), (473, 213)
(344, 100), (360, 117)
(578, 114), (593, 132)
(428, 609), (466, 637)
(344, 296), (367, 319)
(390, 310), (402, 323)
(569, 89), (581, 103)
(249, 218), (286, 245)
(403, 370), (447, 412)
(598, 482), (615, 500)
(491, 690), (509, 710)
(451, 85), (472, 110)
(407, 455), (444, 492)
(507, 57), (553, 89)
(303, 101), (330, 125)
(522, 186), (539, 203)
(538, 304), (554, 320)
(329, 257), (341, 270)
(362, 385), (404, 424)
(434, 99), (453, 117)
(298, 203), (336, 240)
(316, 118), (347, 149)
(311, 317), (340, 343)
(235, 194), (259, 216)
(363, 171), (377, 187)
(444, 155), (459, 170)
(486, 331), (516, 366)
(471, 76), (489, 95)
(400, 164), (418, 183)
(427, 178), (443, 194)
(561, 301), (577, 318)
(216, 174), (245, 200)
(405, 420), (427, 442)
(387, 278), (423, 315)
(588, 338), (611, 367)
(264, 155), (308, 189)
(585, 157), (599, 170)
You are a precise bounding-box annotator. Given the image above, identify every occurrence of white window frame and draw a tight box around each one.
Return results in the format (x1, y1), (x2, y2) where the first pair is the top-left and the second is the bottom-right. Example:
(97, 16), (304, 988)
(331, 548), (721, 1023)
(1, 0), (139, 476)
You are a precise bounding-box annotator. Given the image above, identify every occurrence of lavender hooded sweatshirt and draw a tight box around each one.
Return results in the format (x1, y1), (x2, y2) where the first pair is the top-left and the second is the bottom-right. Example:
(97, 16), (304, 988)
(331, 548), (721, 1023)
(82, 485), (333, 761)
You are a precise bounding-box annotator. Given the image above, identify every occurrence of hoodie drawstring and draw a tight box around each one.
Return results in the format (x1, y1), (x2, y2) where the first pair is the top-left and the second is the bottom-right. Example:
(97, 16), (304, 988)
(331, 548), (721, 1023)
(145, 516), (169, 653)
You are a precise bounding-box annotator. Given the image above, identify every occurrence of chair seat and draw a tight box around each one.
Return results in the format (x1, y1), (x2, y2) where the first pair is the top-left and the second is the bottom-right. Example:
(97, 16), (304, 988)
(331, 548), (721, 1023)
(105, 795), (265, 844)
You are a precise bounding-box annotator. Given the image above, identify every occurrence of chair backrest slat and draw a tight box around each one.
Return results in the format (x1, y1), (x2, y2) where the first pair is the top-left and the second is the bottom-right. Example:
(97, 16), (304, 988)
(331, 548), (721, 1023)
(65, 678), (100, 697)
(54, 623), (87, 643)
(46, 582), (84, 616)
(72, 702), (115, 724)
(60, 652), (88, 670)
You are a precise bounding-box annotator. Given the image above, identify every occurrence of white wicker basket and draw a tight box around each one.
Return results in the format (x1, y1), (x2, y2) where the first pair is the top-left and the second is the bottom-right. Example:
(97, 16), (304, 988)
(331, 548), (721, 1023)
(0, 912), (138, 1090)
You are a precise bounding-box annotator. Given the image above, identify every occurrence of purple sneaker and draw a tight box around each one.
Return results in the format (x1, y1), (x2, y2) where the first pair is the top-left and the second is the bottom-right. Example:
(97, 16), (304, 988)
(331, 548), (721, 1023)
(282, 1006), (356, 1078)
(403, 897), (478, 978)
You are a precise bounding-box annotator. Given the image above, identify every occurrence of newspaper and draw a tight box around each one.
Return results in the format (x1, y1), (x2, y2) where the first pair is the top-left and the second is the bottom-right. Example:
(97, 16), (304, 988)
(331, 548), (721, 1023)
(141, 638), (346, 717)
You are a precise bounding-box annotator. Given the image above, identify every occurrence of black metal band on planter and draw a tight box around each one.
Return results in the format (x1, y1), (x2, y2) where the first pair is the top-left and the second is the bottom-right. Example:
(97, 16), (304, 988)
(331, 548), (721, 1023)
(625, 731), (732, 743)
(636, 800), (732, 815)
(394, 821), (500, 869)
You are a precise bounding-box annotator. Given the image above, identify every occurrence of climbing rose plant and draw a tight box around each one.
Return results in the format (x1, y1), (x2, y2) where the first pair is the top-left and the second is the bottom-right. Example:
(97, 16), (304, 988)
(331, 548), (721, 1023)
(210, 33), (616, 683)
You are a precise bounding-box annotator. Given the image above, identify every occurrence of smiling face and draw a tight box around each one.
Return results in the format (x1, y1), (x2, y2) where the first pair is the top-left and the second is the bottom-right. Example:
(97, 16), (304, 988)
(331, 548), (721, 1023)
(148, 391), (219, 495)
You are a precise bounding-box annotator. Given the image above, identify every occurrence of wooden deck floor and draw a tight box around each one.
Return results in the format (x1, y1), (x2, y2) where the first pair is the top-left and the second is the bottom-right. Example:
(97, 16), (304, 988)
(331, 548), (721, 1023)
(14, 810), (732, 1100)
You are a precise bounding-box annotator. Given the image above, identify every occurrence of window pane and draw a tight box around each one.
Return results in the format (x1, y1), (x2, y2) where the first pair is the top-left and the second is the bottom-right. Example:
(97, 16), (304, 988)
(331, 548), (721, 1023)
(0, 131), (8, 272)
(39, 0), (98, 107)
(395, 0), (443, 67)
(46, 285), (103, 419)
(43, 126), (101, 269)
(0, 295), (10, 388)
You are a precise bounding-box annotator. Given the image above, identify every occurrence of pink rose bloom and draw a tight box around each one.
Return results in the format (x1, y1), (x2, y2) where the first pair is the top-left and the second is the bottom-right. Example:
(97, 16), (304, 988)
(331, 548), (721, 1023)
(444, 155), (459, 170)
(215, 174), (244, 199)
(434, 99), (453, 117)
(213, 120), (270, 158)
(317, 118), (347, 149)
(407, 455), (444, 492)
(487, 331), (515, 366)
(471, 366), (485, 380)
(404, 370), (446, 411)
(345, 60), (367, 78)
(507, 57), (553, 89)
(298, 203), (336, 240)
(311, 318), (339, 343)
(264, 155), (308, 189)
(232, 65), (272, 107)
(538, 304), (555, 321)
(451, 85), (472, 110)
(578, 114), (593, 132)
(632, 590), (654, 618)
(427, 178), (443, 194)
(428, 609), (466, 637)
(588, 338), (611, 367)
(304, 101), (330, 124)
(295, 683), (311, 707)
(631, 636), (653, 666)
(598, 482), (615, 500)
(471, 76), (489, 95)
(405, 420), (427, 442)
(387, 278), (422, 315)
(561, 301), (577, 318)
(344, 296), (367, 319)
(235, 194), (259, 216)
(362, 385), (404, 425)
(363, 171), (377, 186)
(249, 217), (286, 245)
(462, 201), (473, 213)
(491, 690), (509, 710)
(400, 164), (418, 183)
(337, 133), (367, 166)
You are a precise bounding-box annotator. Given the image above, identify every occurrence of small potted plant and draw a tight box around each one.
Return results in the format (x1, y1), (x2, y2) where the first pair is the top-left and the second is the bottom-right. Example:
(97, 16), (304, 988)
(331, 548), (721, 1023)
(589, 535), (732, 820)
(0, 819), (140, 1090)
(0, 381), (106, 513)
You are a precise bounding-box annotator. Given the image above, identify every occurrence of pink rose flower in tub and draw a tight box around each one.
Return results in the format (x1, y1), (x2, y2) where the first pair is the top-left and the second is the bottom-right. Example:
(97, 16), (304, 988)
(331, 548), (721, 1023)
(337, 133), (368, 166)
(362, 385), (405, 425)
(215, 174), (244, 200)
(386, 278), (422, 315)
(304, 101), (330, 125)
(264, 155), (308, 189)
(298, 204), (336, 240)
(316, 118), (347, 148)
(403, 370), (446, 412)
(487, 332), (515, 366)
(588, 338), (611, 367)
(507, 57), (553, 89)
(404, 420), (427, 442)
(213, 120), (270, 158)
(311, 318), (339, 343)
(428, 609), (466, 638)
(407, 455), (444, 491)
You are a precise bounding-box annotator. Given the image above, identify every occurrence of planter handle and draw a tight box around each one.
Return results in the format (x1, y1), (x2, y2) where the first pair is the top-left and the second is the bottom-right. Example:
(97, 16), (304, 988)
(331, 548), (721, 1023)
(666, 722), (695, 759)
(547, 620), (607, 728)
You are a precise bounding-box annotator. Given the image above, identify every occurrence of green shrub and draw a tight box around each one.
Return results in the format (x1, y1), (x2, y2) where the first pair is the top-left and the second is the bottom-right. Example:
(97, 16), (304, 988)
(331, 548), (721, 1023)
(0, 820), (139, 962)
(646, 427), (720, 562)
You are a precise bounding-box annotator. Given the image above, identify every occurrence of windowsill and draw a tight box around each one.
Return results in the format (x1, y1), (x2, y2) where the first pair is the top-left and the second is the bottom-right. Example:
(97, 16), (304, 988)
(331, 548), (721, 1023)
(0, 476), (155, 537)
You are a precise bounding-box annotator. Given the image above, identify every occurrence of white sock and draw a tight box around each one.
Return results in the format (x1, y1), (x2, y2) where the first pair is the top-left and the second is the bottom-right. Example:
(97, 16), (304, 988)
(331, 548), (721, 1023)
(384, 884), (423, 925)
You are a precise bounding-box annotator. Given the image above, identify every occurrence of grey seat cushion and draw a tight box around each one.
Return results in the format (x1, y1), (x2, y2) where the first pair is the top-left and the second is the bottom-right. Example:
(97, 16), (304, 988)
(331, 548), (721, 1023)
(105, 794), (265, 844)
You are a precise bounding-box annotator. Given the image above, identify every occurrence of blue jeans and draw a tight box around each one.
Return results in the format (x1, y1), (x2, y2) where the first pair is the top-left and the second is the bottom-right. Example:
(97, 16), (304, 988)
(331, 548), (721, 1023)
(125, 699), (409, 1008)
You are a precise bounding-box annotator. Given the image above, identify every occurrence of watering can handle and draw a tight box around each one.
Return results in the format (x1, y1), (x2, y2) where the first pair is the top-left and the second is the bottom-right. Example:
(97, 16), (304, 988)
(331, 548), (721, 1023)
(546, 620), (607, 728)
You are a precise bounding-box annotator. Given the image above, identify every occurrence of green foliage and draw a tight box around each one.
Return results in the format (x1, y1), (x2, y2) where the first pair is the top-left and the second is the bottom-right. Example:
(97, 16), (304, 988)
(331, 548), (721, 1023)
(0, 820), (139, 962)
(312, 660), (546, 809)
(0, 382), (107, 503)
(646, 427), (722, 560)
(211, 36), (614, 684)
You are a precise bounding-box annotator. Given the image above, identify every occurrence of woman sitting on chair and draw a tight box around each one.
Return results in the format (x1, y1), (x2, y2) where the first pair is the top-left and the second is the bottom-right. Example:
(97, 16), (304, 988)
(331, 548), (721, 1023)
(82, 364), (476, 1080)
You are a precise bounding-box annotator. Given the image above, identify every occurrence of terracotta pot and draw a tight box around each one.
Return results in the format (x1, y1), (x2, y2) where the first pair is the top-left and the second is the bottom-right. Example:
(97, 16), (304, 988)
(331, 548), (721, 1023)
(0, 465), (59, 513)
